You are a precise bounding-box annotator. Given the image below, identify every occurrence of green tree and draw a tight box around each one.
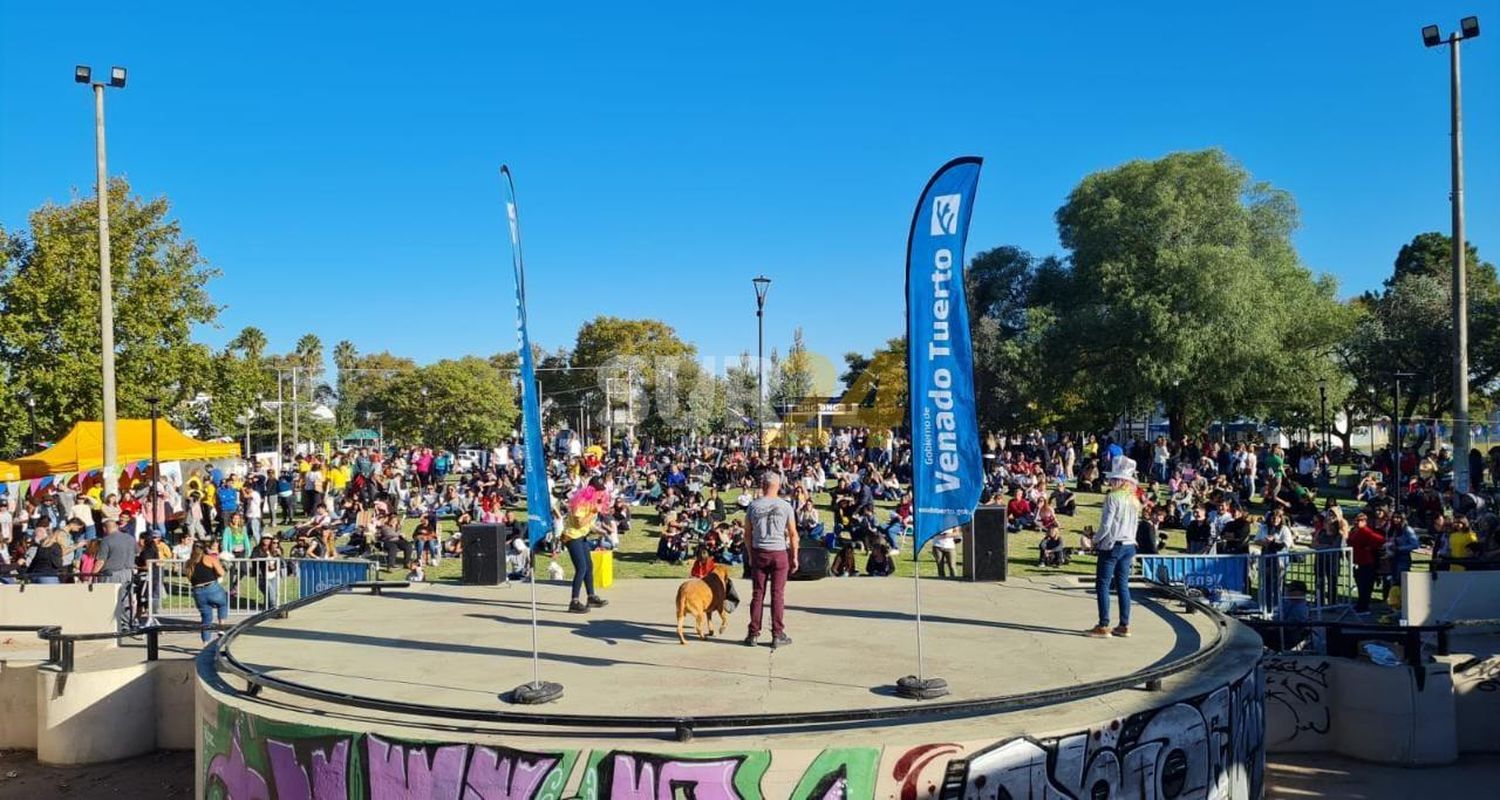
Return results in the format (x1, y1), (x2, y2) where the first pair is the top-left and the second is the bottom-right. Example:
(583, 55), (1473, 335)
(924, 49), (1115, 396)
(0, 179), (221, 447)
(1039, 149), (1347, 438)
(375, 357), (517, 448)
(566, 316), (701, 439)
(836, 337), (907, 430)
(1342, 233), (1499, 447)
(839, 352), (871, 392)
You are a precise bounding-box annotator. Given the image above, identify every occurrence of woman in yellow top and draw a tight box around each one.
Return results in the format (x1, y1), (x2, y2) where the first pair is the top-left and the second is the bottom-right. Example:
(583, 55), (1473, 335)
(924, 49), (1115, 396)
(1447, 515), (1480, 572)
(561, 476), (610, 613)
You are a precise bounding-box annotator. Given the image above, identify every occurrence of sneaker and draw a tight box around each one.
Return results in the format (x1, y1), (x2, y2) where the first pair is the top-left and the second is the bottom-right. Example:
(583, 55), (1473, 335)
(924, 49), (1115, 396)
(1111, 625), (1131, 638)
(567, 600), (589, 614)
(1086, 625), (1112, 638)
(587, 595), (609, 608)
(743, 634), (758, 647)
(771, 634), (793, 649)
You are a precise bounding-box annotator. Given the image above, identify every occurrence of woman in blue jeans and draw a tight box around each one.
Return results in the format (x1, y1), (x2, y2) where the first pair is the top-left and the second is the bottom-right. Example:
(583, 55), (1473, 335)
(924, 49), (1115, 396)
(561, 478), (610, 614)
(1090, 457), (1142, 638)
(186, 540), (229, 642)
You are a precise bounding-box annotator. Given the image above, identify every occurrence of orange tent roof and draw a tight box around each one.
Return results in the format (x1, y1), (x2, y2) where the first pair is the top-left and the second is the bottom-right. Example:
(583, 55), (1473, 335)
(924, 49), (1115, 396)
(10, 419), (240, 480)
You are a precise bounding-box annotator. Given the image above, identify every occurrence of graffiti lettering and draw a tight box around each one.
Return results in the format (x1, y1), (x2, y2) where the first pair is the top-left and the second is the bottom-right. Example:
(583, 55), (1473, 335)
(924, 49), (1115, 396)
(938, 667), (1264, 800)
(200, 662), (1264, 800)
(1264, 657), (1331, 746)
(267, 738), (350, 800)
(1454, 656), (1500, 693)
(598, 752), (744, 800)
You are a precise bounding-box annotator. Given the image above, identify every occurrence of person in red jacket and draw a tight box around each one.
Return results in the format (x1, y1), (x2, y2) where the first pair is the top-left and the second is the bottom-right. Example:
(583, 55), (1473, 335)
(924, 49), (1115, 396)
(1348, 512), (1387, 613)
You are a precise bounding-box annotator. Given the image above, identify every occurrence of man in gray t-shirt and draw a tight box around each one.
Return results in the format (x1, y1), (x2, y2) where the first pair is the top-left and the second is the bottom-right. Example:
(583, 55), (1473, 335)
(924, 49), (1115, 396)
(743, 471), (797, 648)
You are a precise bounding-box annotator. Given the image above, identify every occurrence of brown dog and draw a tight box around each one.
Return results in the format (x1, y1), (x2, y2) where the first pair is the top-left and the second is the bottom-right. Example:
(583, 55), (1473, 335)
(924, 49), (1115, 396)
(675, 564), (738, 644)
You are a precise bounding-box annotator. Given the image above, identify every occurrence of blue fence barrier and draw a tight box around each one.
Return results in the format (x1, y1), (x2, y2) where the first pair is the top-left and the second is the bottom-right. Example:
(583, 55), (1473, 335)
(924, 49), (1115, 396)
(292, 559), (378, 599)
(1138, 554), (1250, 594)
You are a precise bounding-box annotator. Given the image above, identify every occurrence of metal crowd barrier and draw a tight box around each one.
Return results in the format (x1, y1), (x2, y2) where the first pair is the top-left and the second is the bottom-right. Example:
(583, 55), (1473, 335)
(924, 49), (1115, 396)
(147, 558), (377, 623)
(1139, 547), (1353, 619)
(1256, 547), (1354, 617)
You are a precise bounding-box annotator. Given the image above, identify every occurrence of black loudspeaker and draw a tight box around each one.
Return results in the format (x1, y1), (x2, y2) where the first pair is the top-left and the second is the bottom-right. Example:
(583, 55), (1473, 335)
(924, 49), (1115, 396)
(792, 546), (829, 580)
(461, 524), (505, 585)
(963, 506), (1008, 582)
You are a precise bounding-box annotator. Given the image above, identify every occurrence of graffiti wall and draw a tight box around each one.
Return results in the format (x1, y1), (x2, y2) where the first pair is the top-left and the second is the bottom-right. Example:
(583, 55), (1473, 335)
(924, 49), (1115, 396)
(200, 665), (1264, 800)
(1263, 656), (1332, 752)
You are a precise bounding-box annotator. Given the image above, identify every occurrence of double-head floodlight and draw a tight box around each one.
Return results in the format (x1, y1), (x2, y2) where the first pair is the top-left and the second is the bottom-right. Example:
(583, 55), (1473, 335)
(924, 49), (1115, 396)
(73, 65), (127, 87)
(1424, 16), (1480, 47)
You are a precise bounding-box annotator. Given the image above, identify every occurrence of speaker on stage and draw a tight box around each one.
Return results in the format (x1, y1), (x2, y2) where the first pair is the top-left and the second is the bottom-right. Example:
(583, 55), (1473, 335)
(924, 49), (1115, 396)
(792, 546), (829, 580)
(461, 524), (505, 585)
(963, 506), (1007, 582)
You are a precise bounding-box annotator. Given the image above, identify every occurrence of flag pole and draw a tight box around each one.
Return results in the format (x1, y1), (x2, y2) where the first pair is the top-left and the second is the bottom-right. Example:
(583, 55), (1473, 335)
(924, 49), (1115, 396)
(501, 165), (561, 705)
(896, 156), (984, 701)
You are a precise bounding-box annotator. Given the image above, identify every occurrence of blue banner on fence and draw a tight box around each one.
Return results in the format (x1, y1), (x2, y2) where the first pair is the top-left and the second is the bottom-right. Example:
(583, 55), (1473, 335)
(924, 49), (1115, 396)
(295, 559), (374, 598)
(1137, 554), (1250, 594)
(906, 157), (984, 554)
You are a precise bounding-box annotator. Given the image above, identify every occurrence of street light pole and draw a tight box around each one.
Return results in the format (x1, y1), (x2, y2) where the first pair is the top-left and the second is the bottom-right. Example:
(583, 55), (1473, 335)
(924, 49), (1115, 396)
(25, 396), (37, 452)
(752, 275), (771, 451)
(1393, 371), (1415, 513)
(76, 66), (127, 486)
(1318, 379), (1329, 453)
(1423, 16), (1481, 492)
(145, 396), (160, 534)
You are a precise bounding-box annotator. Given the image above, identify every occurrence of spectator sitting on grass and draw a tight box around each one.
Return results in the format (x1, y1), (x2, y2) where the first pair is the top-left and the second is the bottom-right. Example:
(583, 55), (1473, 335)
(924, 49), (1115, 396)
(1006, 488), (1035, 532)
(1039, 528), (1067, 567)
(865, 542), (895, 576)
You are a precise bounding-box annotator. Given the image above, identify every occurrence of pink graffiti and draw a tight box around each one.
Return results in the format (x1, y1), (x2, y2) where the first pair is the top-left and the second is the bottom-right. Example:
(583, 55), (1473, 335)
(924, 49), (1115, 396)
(608, 753), (742, 800)
(267, 738), (351, 800)
(207, 730), (271, 800)
(462, 746), (558, 800)
(367, 735), (468, 800)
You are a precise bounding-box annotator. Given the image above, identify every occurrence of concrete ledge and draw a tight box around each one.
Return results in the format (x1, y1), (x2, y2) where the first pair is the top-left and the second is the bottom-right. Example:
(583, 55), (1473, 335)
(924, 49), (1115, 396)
(0, 660), (40, 749)
(1266, 653), (1457, 765)
(0, 583), (121, 635)
(37, 663), (159, 765)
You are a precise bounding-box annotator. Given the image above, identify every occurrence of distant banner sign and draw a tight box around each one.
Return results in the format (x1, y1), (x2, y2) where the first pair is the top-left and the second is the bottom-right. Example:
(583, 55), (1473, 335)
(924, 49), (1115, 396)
(1137, 554), (1250, 594)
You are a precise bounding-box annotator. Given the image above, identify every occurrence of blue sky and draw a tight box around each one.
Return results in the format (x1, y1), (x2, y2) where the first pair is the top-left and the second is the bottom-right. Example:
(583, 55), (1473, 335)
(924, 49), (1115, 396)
(2, 2), (1496, 372)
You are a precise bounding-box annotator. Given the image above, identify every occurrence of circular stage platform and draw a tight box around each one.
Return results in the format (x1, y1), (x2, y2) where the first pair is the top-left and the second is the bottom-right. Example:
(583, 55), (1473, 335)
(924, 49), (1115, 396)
(196, 577), (1267, 799)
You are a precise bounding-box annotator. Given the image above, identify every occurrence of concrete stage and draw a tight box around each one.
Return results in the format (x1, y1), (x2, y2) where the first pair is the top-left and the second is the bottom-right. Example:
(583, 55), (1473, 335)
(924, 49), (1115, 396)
(197, 577), (1267, 799)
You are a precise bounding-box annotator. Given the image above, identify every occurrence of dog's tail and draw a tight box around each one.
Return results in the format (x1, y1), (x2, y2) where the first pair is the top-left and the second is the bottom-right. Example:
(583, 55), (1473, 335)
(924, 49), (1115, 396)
(675, 584), (688, 644)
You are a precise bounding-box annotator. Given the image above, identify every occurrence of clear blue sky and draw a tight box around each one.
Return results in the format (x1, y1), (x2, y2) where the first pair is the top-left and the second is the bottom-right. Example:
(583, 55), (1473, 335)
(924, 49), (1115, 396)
(2, 2), (1496, 373)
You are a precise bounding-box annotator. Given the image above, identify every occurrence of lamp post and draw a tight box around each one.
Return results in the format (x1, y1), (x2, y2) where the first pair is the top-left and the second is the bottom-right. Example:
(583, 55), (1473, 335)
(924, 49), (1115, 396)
(24, 395), (37, 452)
(752, 275), (771, 450)
(74, 65), (127, 484)
(1318, 379), (1329, 453)
(1392, 371), (1416, 512)
(145, 396), (160, 534)
(1422, 16), (1481, 493)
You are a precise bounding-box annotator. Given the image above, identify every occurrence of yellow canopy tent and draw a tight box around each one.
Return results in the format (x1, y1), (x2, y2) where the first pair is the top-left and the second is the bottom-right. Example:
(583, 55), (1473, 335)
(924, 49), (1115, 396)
(0, 461), (19, 481)
(10, 419), (240, 480)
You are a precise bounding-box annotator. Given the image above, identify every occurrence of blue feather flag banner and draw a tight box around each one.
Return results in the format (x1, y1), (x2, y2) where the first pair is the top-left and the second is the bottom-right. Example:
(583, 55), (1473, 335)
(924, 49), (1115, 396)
(906, 157), (984, 554)
(501, 166), (553, 548)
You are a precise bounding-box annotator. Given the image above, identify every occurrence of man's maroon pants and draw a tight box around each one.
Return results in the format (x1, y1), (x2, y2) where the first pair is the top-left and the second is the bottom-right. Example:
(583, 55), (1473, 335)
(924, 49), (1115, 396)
(748, 549), (790, 638)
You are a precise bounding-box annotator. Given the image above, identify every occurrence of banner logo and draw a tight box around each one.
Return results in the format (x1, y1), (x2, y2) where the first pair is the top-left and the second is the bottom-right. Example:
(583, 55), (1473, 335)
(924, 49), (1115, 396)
(930, 194), (962, 235)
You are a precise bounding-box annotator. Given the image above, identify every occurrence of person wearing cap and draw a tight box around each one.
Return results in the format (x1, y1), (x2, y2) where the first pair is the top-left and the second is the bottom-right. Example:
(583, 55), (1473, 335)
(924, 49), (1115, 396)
(1089, 457), (1141, 638)
(743, 470), (797, 649)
